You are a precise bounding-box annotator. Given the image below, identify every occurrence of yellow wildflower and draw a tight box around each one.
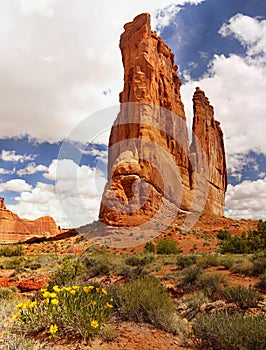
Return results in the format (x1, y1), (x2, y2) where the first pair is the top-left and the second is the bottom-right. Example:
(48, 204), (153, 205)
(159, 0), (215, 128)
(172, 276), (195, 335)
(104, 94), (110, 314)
(24, 301), (31, 309)
(101, 288), (108, 295)
(89, 300), (96, 305)
(90, 320), (99, 328)
(40, 288), (47, 293)
(43, 291), (51, 298)
(44, 298), (49, 304)
(29, 301), (37, 308)
(72, 285), (80, 290)
(64, 286), (71, 292)
(16, 302), (24, 309)
(53, 285), (61, 293)
(70, 289), (76, 295)
(83, 285), (94, 293)
(49, 324), (58, 334)
(12, 312), (21, 319)
(49, 292), (57, 298)
(51, 298), (59, 305)
(106, 302), (113, 308)
(96, 287), (100, 292)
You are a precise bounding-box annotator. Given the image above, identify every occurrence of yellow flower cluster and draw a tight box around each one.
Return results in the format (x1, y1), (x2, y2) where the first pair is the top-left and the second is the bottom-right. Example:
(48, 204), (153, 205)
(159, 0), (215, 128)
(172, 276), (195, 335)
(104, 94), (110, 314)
(83, 285), (94, 293)
(41, 290), (59, 305)
(16, 301), (37, 309)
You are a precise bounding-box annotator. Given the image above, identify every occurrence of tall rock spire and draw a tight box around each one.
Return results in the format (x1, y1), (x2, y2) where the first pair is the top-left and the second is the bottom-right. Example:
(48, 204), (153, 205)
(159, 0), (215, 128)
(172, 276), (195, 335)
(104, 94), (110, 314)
(99, 14), (227, 227)
(191, 87), (227, 216)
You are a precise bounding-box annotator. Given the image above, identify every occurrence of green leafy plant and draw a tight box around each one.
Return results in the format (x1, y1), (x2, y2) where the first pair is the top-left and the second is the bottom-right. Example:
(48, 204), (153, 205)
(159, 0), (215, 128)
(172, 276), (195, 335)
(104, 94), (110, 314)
(196, 254), (221, 269)
(125, 255), (154, 267)
(255, 273), (266, 290)
(144, 242), (155, 253)
(156, 238), (180, 255)
(0, 245), (24, 257)
(113, 275), (178, 333)
(176, 255), (196, 268)
(0, 287), (16, 300)
(217, 229), (232, 241)
(224, 285), (263, 309)
(12, 285), (113, 340)
(48, 258), (86, 287)
(196, 272), (228, 298)
(191, 311), (266, 350)
(180, 265), (202, 290)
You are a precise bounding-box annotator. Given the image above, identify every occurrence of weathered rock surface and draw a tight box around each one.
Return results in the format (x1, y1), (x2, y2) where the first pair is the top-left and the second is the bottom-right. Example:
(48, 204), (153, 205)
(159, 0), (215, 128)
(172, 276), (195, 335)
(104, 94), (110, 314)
(0, 197), (6, 210)
(99, 13), (227, 227)
(190, 87), (227, 216)
(0, 198), (60, 242)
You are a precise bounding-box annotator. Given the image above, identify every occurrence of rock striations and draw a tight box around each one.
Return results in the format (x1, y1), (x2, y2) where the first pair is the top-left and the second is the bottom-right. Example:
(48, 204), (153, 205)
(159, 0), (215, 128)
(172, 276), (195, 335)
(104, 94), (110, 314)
(0, 197), (60, 242)
(99, 13), (227, 227)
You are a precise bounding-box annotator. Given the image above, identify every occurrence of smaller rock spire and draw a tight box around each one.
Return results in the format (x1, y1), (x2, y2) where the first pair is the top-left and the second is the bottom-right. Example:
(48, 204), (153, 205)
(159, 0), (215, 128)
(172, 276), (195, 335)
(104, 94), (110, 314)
(0, 197), (6, 210)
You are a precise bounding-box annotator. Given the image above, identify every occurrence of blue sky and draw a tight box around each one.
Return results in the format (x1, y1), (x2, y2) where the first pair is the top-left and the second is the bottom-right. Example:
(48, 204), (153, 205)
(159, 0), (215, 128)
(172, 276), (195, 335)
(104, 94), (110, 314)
(0, 0), (265, 227)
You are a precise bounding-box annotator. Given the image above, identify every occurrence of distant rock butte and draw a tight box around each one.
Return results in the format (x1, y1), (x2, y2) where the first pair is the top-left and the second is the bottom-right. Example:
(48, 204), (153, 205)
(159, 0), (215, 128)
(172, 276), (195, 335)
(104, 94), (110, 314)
(99, 13), (227, 227)
(0, 197), (60, 242)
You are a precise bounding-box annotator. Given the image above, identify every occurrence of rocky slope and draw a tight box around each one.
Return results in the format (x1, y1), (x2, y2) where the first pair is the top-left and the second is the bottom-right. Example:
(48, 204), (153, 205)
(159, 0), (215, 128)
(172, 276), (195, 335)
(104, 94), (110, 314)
(99, 13), (227, 227)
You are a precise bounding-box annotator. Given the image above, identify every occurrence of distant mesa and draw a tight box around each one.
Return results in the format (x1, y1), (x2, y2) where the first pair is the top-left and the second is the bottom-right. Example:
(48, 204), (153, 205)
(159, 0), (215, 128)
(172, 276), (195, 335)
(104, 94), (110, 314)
(99, 13), (227, 227)
(0, 197), (61, 243)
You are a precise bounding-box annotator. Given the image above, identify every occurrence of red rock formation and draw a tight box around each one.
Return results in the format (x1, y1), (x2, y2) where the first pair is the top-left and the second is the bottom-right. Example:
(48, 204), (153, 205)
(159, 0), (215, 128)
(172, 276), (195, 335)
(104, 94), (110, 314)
(99, 13), (227, 227)
(0, 198), (60, 242)
(0, 197), (6, 210)
(190, 87), (227, 216)
(99, 13), (192, 226)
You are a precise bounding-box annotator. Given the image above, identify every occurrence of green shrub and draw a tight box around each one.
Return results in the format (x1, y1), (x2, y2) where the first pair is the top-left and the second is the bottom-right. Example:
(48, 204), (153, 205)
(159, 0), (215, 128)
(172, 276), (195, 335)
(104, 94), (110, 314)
(196, 272), (228, 298)
(0, 245), (24, 257)
(224, 285), (263, 309)
(196, 254), (221, 269)
(218, 222), (266, 254)
(2, 257), (25, 269)
(13, 285), (112, 340)
(125, 255), (154, 267)
(144, 242), (155, 253)
(191, 311), (266, 349)
(250, 251), (266, 275)
(48, 258), (86, 287)
(176, 255), (196, 268)
(0, 287), (16, 300)
(217, 230), (232, 241)
(113, 275), (177, 333)
(231, 258), (254, 276)
(219, 235), (250, 254)
(156, 238), (180, 255)
(220, 255), (237, 269)
(255, 273), (266, 290)
(180, 265), (202, 290)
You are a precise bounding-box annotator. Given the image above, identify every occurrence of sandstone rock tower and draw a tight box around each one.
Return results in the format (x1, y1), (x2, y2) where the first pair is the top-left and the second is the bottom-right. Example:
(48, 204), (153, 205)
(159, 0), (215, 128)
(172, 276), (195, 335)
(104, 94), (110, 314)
(99, 13), (227, 227)
(0, 197), (6, 210)
(191, 87), (227, 216)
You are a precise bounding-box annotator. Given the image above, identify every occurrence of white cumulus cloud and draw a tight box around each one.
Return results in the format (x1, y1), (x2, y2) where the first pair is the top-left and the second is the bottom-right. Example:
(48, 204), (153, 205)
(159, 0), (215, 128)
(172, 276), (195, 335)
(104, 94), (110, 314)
(0, 179), (32, 193)
(17, 162), (48, 176)
(0, 150), (36, 163)
(0, 0), (204, 142)
(0, 167), (15, 175)
(181, 14), (266, 158)
(219, 13), (266, 61)
(8, 158), (106, 227)
(225, 177), (266, 220)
